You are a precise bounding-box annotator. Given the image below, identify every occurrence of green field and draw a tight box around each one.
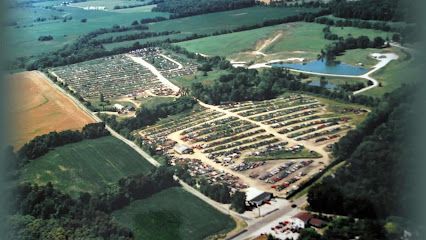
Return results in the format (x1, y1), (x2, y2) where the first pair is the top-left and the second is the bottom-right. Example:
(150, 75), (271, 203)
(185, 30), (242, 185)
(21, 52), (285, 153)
(8, 5), (168, 58)
(363, 49), (418, 97)
(113, 187), (236, 240)
(170, 69), (230, 88)
(20, 136), (154, 196)
(103, 7), (318, 50)
(176, 22), (392, 62)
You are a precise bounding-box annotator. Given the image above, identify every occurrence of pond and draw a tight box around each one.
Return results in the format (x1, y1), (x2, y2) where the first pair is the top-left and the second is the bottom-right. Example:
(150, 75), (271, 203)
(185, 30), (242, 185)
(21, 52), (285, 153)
(269, 60), (369, 76)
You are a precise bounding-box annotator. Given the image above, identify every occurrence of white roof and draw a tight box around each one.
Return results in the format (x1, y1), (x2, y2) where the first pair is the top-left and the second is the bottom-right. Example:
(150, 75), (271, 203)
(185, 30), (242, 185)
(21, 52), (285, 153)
(244, 187), (265, 202)
(113, 103), (124, 110)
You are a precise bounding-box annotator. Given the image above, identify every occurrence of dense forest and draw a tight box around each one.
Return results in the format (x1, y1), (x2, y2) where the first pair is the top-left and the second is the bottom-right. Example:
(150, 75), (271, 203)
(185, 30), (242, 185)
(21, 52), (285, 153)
(329, 0), (408, 21)
(308, 84), (416, 219)
(152, 0), (256, 18)
(18, 122), (109, 161)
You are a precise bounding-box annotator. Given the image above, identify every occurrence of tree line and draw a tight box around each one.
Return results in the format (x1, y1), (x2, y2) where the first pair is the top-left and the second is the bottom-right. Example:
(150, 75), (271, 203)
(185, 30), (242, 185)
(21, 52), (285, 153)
(190, 66), (378, 106)
(18, 122), (109, 161)
(328, 0), (407, 21)
(152, 0), (256, 18)
(308, 83), (417, 219)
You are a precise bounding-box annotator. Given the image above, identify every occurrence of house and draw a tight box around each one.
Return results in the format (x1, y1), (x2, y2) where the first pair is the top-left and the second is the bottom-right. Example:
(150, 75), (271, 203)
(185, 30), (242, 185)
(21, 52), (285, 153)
(245, 187), (273, 206)
(173, 144), (193, 154)
(293, 212), (313, 225)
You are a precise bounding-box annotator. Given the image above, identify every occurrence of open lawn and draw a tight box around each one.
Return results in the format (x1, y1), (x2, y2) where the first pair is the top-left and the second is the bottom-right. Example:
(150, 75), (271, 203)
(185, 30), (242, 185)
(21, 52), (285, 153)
(170, 69), (230, 88)
(9, 71), (94, 149)
(362, 49), (419, 97)
(20, 136), (154, 196)
(113, 187), (236, 240)
(177, 22), (392, 63)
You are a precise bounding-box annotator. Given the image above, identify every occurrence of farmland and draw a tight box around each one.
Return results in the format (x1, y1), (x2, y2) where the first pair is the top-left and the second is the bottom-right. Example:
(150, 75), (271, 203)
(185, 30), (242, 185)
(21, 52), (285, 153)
(113, 187), (236, 240)
(138, 93), (369, 196)
(9, 71), (94, 149)
(20, 136), (154, 196)
(102, 7), (319, 50)
(7, 5), (317, 61)
(176, 22), (393, 63)
(8, 5), (168, 59)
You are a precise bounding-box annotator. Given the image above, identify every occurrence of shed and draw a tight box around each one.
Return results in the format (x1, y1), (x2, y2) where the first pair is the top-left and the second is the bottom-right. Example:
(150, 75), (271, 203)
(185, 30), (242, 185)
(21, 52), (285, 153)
(113, 103), (124, 111)
(245, 187), (273, 206)
(173, 144), (193, 154)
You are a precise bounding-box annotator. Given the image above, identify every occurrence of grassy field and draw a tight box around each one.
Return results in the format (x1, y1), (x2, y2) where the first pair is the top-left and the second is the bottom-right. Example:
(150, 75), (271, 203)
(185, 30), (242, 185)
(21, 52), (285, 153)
(170, 69), (230, 88)
(103, 7), (318, 50)
(10, 71), (94, 148)
(8, 5), (168, 58)
(176, 22), (392, 62)
(363, 50), (418, 97)
(69, 0), (152, 11)
(20, 136), (154, 196)
(113, 187), (236, 240)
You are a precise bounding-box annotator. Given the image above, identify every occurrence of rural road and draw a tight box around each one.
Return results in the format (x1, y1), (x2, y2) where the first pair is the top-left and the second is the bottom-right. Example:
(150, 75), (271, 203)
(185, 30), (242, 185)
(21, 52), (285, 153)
(248, 52), (399, 95)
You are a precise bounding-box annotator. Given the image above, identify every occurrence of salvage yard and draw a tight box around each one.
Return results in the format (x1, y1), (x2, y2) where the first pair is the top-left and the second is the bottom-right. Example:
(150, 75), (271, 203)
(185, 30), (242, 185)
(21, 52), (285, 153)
(137, 94), (369, 197)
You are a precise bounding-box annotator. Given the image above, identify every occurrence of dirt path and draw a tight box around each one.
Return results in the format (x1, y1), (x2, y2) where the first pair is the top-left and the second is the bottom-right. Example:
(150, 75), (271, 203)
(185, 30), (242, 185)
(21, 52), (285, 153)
(160, 54), (183, 71)
(126, 54), (181, 92)
(252, 32), (283, 57)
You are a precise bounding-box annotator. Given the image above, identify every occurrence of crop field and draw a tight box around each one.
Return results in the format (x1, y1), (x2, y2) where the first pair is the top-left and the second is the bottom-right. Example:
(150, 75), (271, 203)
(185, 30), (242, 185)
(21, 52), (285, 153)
(20, 136), (154, 196)
(7, 3), (168, 58)
(9, 71), (94, 149)
(113, 187), (235, 240)
(50, 51), (178, 99)
(69, 0), (152, 11)
(138, 94), (369, 196)
(176, 22), (393, 63)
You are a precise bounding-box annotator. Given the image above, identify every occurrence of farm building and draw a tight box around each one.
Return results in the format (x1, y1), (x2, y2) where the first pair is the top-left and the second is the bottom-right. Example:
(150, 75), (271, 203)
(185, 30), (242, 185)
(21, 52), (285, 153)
(245, 187), (273, 206)
(174, 144), (193, 154)
(113, 103), (124, 111)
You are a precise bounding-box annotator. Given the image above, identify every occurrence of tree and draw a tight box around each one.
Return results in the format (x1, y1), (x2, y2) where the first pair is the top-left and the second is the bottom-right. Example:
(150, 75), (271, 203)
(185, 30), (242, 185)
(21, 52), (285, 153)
(230, 191), (246, 213)
(299, 228), (322, 240)
(99, 92), (104, 103)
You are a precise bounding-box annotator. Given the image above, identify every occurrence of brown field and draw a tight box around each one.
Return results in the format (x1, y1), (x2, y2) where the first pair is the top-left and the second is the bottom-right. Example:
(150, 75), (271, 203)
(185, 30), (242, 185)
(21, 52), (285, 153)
(9, 71), (95, 149)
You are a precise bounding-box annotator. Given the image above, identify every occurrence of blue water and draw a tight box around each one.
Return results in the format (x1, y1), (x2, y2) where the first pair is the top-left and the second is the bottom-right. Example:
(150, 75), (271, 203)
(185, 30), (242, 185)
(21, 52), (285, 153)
(270, 60), (368, 76)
